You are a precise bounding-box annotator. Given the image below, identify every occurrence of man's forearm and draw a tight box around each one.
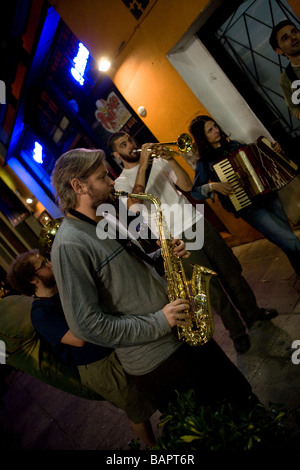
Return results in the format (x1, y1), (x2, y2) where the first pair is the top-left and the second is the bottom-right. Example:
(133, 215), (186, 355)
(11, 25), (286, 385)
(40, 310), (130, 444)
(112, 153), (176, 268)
(168, 158), (193, 191)
(130, 165), (148, 204)
(133, 164), (147, 192)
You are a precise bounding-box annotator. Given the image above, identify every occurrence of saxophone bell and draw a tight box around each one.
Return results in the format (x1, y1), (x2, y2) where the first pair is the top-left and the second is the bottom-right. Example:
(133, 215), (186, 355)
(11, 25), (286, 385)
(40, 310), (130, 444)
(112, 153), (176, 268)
(177, 264), (217, 346)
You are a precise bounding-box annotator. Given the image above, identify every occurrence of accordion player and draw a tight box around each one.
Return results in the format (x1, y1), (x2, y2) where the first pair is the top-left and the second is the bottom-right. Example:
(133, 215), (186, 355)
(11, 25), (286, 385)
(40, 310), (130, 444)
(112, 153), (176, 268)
(213, 137), (298, 212)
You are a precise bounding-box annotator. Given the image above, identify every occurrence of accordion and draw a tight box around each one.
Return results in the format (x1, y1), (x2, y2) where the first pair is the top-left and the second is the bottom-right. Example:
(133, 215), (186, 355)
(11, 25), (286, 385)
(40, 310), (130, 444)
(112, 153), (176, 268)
(213, 137), (298, 212)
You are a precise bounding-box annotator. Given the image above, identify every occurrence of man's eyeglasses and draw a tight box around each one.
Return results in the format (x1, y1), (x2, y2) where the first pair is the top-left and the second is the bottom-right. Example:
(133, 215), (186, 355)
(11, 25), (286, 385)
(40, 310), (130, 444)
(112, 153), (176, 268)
(34, 258), (49, 274)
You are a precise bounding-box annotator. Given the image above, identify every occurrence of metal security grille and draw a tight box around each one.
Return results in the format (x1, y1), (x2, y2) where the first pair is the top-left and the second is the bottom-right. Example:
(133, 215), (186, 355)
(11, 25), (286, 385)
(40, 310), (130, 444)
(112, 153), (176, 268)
(216, 0), (300, 138)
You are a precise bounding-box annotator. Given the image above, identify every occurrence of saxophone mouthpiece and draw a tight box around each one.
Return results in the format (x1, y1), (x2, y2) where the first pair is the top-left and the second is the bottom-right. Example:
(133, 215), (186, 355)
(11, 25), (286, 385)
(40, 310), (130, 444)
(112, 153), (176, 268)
(114, 190), (129, 198)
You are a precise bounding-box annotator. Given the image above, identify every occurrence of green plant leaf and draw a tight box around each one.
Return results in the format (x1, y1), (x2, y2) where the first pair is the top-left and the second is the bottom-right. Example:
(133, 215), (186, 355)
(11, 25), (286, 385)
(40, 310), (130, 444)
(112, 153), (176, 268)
(180, 435), (202, 443)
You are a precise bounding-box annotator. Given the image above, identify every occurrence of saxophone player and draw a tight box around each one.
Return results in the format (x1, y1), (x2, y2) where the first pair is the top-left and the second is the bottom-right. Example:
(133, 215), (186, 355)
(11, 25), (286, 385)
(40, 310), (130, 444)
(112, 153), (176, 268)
(50, 147), (257, 414)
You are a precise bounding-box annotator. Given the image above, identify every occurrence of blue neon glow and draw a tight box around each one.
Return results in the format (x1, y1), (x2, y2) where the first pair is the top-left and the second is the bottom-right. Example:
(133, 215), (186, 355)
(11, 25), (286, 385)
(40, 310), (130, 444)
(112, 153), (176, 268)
(70, 43), (90, 85)
(6, 157), (63, 218)
(33, 141), (43, 164)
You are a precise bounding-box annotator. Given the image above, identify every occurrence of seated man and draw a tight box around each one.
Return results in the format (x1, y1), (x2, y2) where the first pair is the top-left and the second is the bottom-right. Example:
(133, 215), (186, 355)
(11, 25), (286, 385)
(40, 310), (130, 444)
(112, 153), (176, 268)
(6, 250), (157, 447)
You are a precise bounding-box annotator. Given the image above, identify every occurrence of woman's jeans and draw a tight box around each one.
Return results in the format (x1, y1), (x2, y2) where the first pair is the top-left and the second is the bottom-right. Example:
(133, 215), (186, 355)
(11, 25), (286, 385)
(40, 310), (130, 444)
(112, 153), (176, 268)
(241, 193), (300, 276)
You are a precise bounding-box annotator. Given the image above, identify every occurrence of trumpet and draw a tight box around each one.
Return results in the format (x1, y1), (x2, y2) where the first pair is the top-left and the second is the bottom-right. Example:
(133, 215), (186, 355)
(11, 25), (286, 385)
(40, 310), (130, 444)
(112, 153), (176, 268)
(133, 133), (194, 158)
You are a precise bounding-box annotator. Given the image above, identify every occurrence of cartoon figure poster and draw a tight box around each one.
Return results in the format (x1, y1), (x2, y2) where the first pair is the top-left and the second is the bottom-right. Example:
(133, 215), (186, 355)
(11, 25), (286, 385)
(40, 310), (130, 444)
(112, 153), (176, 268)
(95, 92), (132, 133)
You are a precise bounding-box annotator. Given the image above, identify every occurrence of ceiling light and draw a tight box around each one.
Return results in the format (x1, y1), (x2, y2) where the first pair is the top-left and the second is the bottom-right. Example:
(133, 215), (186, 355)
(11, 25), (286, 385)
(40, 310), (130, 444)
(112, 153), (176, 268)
(98, 58), (111, 72)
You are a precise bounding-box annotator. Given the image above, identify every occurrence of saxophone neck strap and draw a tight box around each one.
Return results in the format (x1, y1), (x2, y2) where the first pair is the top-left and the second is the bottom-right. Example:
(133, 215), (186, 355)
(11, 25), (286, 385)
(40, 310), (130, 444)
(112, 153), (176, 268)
(68, 208), (155, 267)
(69, 208), (97, 226)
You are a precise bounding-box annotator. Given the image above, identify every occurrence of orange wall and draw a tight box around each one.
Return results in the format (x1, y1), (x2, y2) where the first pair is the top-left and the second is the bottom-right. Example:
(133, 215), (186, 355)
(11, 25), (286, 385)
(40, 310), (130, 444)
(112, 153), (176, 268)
(288, 0), (300, 19)
(110, 0), (211, 143)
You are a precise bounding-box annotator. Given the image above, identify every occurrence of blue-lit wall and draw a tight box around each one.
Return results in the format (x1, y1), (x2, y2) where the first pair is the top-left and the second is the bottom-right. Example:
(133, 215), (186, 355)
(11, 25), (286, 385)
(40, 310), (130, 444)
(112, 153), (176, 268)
(5, 5), (155, 219)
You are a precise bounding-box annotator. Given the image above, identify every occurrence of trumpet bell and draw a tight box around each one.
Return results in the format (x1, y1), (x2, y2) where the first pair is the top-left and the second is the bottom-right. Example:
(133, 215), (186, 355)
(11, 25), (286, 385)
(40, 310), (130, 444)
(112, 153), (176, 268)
(177, 133), (193, 153)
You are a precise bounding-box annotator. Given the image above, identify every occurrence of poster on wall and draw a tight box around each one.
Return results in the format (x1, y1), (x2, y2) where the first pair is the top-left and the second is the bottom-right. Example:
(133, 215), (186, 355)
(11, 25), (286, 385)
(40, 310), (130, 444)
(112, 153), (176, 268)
(95, 91), (134, 133)
(90, 84), (144, 149)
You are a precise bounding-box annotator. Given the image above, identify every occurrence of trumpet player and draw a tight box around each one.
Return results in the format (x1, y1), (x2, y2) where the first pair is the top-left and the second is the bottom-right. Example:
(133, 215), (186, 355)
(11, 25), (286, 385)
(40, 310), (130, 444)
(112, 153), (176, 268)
(111, 134), (193, 200)
(110, 132), (278, 354)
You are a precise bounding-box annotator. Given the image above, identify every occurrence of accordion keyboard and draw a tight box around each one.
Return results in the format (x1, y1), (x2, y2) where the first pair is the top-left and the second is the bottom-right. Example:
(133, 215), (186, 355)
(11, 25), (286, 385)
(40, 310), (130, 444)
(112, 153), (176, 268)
(213, 158), (252, 211)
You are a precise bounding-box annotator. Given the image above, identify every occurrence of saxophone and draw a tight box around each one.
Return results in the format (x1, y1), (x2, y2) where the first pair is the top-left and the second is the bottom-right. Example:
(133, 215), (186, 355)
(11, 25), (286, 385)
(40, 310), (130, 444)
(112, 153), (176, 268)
(115, 191), (217, 346)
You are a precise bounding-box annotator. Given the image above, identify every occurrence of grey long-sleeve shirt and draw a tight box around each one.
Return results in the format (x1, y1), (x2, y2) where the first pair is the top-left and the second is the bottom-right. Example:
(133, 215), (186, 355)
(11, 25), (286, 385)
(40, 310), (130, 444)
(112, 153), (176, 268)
(51, 216), (181, 375)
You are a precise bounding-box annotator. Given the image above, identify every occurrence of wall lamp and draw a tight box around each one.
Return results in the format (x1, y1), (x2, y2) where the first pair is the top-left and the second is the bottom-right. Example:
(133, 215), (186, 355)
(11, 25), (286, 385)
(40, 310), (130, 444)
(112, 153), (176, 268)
(98, 57), (111, 72)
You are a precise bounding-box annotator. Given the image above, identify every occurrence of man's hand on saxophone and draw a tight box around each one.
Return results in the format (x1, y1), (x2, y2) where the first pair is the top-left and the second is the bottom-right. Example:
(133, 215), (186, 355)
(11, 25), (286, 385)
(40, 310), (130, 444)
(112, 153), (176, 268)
(171, 238), (190, 259)
(156, 238), (190, 259)
(162, 299), (189, 328)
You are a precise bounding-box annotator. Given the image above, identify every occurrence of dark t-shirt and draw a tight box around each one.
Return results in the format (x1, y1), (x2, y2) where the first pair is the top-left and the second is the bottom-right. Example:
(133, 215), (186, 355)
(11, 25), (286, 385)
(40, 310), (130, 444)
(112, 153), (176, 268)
(31, 293), (113, 371)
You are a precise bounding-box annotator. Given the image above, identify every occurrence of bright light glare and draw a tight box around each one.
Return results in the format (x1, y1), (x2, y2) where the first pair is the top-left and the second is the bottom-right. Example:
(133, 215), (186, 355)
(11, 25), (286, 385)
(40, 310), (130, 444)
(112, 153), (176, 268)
(71, 43), (90, 85)
(33, 141), (43, 164)
(98, 58), (111, 72)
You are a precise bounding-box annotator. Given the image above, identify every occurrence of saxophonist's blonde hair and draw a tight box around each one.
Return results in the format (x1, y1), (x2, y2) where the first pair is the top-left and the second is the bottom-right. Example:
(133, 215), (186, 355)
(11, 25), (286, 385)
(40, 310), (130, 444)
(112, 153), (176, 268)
(51, 148), (105, 214)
